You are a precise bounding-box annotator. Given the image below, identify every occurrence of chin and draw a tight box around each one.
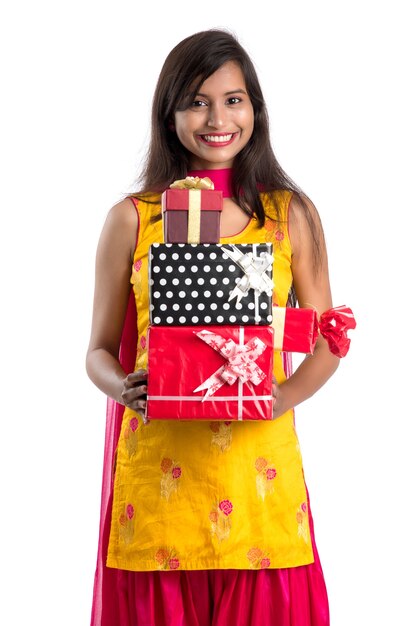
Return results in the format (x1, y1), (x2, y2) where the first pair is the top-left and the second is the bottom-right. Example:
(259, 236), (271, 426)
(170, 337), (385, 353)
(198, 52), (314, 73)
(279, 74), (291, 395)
(193, 150), (239, 169)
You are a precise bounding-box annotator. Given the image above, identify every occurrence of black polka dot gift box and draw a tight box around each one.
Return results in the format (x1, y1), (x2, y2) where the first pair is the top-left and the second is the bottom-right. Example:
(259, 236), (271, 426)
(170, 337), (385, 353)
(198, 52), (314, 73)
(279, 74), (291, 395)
(149, 243), (274, 326)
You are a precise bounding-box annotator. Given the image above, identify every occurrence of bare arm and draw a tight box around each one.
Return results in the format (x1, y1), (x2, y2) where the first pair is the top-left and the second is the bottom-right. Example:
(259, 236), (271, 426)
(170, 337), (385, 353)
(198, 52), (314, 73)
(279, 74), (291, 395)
(86, 199), (147, 411)
(273, 195), (340, 418)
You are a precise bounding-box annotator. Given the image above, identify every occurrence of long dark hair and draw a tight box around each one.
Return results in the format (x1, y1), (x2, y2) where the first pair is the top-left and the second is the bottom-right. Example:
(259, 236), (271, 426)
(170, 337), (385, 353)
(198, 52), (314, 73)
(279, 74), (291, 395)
(131, 29), (324, 269)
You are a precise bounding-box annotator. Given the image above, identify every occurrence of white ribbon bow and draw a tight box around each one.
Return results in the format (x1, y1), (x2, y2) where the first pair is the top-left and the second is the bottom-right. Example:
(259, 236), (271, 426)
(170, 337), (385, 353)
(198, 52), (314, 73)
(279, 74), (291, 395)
(220, 245), (274, 305)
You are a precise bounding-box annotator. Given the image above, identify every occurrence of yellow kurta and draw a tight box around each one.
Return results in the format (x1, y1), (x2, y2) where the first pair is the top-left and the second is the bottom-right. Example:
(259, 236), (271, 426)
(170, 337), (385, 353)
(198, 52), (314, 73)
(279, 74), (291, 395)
(107, 191), (314, 571)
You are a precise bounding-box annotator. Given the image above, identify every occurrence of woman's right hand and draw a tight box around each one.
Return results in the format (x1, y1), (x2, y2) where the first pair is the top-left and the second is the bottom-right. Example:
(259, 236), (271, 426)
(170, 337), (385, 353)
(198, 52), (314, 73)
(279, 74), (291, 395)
(120, 369), (149, 424)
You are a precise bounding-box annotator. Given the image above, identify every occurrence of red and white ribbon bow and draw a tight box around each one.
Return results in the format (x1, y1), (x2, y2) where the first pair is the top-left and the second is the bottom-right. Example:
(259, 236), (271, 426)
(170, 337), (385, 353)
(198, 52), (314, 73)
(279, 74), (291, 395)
(193, 330), (267, 400)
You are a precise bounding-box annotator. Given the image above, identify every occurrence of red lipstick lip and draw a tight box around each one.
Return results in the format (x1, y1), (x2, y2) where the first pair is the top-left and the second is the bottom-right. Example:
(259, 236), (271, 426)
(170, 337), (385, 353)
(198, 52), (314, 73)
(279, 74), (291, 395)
(197, 132), (238, 147)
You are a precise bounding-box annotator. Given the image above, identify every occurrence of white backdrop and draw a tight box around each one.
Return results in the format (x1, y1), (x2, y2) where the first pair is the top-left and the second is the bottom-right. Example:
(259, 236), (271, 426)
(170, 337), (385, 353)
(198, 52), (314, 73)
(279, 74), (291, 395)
(1, 1), (417, 625)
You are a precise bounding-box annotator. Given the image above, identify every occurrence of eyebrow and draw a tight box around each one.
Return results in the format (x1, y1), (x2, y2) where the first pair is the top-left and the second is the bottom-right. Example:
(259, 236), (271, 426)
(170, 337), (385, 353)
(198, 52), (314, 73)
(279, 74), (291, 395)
(195, 88), (248, 97)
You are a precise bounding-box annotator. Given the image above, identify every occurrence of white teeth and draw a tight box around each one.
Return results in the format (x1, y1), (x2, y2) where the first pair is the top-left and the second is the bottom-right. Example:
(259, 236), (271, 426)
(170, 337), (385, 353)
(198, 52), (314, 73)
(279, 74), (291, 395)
(202, 134), (233, 143)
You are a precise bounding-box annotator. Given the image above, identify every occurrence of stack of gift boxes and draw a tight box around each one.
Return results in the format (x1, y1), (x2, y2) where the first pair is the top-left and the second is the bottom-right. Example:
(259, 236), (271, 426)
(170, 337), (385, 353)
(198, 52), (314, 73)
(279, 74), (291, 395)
(145, 178), (320, 422)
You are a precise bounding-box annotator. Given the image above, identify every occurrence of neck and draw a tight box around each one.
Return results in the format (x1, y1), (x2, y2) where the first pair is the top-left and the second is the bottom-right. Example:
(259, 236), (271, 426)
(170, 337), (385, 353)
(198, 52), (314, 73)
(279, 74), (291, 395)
(187, 167), (233, 198)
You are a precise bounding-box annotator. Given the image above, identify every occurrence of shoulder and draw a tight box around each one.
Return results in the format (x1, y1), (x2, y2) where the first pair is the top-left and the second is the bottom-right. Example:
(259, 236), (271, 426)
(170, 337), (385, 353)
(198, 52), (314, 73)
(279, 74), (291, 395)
(106, 197), (138, 228)
(288, 194), (324, 259)
(288, 193), (321, 225)
(98, 198), (139, 261)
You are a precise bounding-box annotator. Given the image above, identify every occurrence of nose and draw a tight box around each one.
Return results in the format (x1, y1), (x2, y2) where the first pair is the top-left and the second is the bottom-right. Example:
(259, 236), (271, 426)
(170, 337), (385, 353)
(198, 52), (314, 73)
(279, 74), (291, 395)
(207, 102), (227, 129)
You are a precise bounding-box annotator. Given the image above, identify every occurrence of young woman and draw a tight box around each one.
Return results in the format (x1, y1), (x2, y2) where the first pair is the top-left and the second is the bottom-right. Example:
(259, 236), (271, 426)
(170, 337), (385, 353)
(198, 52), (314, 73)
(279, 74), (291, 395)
(87, 29), (341, 626)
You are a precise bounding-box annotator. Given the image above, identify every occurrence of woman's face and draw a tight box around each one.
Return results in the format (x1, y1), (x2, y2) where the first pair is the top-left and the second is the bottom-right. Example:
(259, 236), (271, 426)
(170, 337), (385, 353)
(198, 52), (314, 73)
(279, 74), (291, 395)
(174, 61), (254, 170)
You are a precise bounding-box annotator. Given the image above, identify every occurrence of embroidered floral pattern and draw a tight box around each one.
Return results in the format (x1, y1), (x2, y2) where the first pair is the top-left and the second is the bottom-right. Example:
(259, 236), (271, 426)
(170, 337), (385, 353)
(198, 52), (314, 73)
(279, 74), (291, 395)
(123, 417), (139, 458)
(210, 421), (232, 452)
(255, 457), (277, 500)
(136, 334), (147, 362)
(247, 547), (271, 569)
(265, 219), (285, 247)
(155, 548), (180, 570)
(265, 219), (275, 233)
(296, 502), (309, 543)
(209, 499), (233, 541)
(160, 458), (182, 500)
(132, 258), (143, 286)
(119, 503), (135, 544)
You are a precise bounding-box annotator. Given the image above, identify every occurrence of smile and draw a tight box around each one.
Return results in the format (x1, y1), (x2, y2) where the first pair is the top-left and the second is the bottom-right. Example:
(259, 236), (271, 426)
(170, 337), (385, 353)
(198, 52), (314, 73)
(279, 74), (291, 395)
(197, 133), (238, 146)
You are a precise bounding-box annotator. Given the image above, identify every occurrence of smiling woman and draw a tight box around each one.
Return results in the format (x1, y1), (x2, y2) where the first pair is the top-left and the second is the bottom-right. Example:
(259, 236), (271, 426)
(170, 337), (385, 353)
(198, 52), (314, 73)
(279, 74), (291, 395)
(174, 62), (255, 169)
(87, 28), (341, 626)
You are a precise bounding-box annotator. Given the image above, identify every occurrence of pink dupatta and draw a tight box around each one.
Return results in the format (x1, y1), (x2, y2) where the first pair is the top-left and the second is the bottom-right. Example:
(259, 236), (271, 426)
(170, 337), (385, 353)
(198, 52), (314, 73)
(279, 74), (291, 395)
(90, 290), (138, 626)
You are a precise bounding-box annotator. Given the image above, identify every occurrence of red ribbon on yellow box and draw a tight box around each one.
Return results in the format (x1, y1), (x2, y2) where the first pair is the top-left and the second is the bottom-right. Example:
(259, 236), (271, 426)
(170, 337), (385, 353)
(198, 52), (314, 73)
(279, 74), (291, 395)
(272, 305), (356, 357)
(193, 330), (267, 400)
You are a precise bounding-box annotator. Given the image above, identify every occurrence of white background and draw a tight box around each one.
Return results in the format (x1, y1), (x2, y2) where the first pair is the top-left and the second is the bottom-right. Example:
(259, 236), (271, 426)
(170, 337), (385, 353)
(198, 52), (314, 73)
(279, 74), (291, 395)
(1, 1), (417, 624)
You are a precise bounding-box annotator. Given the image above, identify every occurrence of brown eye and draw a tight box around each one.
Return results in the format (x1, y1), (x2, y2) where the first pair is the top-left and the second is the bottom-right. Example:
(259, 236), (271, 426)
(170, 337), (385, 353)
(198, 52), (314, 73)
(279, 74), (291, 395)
(191, 100), (207, 108)
(227, 97), (241, 105)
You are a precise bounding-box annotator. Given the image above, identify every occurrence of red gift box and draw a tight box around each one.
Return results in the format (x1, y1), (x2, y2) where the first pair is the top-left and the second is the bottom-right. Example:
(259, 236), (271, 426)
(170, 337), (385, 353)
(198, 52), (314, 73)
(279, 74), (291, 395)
(146, 325), (274, 420)
(272, 305), (356, 357)
(272, 307), (318, 353)
(162, 188), (223, 243)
